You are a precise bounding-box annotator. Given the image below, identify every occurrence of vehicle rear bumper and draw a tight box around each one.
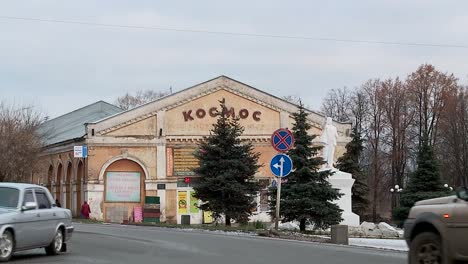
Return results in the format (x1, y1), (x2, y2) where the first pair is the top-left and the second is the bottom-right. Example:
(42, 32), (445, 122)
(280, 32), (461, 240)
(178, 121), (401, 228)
(65, 226), (74, 241)
(403, 219), (414, 245)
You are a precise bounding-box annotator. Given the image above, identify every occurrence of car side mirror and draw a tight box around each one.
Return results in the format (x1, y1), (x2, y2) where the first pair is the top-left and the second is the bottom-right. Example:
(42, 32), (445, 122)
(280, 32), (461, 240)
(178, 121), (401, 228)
(456, 187), (468, 201)
(21, 202), (38, 211)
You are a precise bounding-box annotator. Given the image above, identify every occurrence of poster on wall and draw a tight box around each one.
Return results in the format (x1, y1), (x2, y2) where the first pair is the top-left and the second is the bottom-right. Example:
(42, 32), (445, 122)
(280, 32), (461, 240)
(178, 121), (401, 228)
(134, 205), (143, 223)
(106, 172), (141, 202)
(173, 148), (198, 176)
(178, 191), (187, 214)
(190, 191), (199, 213)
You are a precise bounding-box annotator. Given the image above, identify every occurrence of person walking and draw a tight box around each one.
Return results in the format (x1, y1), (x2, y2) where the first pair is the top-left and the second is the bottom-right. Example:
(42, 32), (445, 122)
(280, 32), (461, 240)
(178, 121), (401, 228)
(81, 201), (91, 219)
(55, 199), (61, 207)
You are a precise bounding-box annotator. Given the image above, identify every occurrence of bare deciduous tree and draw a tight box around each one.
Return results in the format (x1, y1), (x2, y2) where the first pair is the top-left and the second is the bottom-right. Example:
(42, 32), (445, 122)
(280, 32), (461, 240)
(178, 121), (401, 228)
(438, 86), (468, 186)
(351, 89), (369, 135)
(319, 64), (465, 222)
(361, 79), (386, 222)
(406, 64), (458, 146)
(116, 90), (169, 110)
(321, 87), (353, 122)
(380, 78), (414, 209)
(0, 102), (45, 182)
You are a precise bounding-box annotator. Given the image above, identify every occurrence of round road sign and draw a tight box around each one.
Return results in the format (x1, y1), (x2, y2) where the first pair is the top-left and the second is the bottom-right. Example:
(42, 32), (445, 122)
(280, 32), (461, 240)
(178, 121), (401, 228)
(270, 153), (293, 177)
(271, 128), (295, 153)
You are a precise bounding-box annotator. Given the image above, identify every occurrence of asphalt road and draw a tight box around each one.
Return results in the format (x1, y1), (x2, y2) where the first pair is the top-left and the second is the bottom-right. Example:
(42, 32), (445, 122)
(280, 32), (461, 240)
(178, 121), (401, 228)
(10, 223), (407, 264)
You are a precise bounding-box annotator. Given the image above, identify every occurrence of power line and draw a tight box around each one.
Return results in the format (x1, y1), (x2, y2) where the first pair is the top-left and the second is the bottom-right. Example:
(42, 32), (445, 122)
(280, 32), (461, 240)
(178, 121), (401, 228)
(1, 15), (468, 49)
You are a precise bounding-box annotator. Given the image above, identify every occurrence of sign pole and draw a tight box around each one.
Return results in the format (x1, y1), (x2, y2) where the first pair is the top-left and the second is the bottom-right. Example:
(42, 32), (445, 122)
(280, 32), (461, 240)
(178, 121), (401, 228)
(275, 175), (282, 230)
(274, 157), (284, 230)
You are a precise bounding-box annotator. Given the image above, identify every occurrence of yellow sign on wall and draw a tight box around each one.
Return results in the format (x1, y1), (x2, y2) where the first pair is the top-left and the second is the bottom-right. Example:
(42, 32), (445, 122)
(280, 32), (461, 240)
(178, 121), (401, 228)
(190, 191), (199, 213)
(203, 211), (214, 224)
(178, 191), (187, 214)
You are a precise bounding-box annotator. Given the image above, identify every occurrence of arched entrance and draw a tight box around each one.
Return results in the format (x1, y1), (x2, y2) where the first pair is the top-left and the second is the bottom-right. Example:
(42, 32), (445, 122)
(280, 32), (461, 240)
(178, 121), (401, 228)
(47, 165), (53, 193)
(103, 158), (147, 223)
(56, 163), (63, 204)
(65, 162), (72, 210)
(75, 161), (84, 217)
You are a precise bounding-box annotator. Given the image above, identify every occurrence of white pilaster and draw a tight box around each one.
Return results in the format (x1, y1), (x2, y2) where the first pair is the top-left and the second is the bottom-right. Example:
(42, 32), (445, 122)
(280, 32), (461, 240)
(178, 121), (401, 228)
(280, 112), (290, 128)
(156, 110), (166, 179)
(158, 189), (166, 222)
(85, 182), (104, 220)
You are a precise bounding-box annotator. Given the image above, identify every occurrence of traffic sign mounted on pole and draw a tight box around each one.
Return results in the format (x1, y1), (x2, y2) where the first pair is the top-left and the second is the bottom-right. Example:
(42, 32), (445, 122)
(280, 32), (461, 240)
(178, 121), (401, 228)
(271, 178), (288, 188)
(271, 128), (295, 153)
(269, 153), (293, 177)
(270, 128), (295, 231)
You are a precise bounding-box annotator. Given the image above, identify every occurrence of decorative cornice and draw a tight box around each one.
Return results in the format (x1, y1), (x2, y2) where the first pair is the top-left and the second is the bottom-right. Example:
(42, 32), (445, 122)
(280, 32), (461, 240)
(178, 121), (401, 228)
(166, 135), (271, 143)
(98, 112), (157, 136)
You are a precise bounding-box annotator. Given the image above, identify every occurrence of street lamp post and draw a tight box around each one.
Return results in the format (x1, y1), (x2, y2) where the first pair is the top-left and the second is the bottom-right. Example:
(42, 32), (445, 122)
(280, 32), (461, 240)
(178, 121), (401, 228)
(443, 183), (454, 192)
(390, 185), (403, 208)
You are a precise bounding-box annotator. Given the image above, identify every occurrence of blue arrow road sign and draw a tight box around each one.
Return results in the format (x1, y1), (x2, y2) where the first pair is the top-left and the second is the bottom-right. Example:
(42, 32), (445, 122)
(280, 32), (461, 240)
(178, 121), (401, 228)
(270, 153), (293, 177)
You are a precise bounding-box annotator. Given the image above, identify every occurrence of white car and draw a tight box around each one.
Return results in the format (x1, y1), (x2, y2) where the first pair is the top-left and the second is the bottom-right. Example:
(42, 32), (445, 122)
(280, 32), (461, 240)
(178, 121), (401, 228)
(0, 183), (74, 262)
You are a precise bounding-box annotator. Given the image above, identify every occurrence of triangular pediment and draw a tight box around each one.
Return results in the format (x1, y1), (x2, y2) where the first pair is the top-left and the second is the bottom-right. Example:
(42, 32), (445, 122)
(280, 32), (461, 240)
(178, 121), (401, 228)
(88, 76), (350, 137)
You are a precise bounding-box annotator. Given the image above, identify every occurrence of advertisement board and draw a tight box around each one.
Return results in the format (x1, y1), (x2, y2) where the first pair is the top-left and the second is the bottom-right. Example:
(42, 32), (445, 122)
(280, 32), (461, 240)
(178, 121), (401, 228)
(106, 172), (140, 202)
(173, 148), (198, 176)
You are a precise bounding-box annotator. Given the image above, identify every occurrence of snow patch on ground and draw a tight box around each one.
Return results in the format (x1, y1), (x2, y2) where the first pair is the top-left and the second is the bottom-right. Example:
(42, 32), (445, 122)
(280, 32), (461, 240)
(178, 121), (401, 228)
(349, 238), (408, 251)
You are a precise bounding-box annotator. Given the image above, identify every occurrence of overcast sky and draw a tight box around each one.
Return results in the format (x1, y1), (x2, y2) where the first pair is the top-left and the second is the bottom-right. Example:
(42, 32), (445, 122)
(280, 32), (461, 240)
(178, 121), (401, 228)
(1, 0), (467, 118)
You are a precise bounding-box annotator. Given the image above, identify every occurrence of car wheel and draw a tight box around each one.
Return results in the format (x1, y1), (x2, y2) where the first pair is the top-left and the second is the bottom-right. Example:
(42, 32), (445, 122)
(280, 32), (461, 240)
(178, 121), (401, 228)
(409, 232), (450, 264)
(0, 230), (14, 262)
(45, 229), (63, 256)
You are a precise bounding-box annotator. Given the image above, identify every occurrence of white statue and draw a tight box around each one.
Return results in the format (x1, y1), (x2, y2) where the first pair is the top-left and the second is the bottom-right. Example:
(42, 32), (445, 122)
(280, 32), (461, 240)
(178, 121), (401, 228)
(320, 117), (338, 168)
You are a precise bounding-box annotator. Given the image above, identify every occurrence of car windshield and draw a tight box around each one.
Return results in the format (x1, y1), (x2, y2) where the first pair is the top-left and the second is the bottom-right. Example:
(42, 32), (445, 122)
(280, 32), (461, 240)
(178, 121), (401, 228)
(0, 187), (20, 209)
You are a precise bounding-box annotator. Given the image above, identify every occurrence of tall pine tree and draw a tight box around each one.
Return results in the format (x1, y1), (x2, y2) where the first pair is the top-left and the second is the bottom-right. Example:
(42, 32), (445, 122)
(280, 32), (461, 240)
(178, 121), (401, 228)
(336, 126), (369, 219)
(393, 135), (450, 225)
(193, 99), (261, 226)
(270, 103), (343, 231)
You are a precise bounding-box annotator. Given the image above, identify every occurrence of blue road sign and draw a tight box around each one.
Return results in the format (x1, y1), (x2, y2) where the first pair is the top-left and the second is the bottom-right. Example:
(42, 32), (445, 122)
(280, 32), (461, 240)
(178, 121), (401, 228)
(271, 128), (295, 153)
(74, 146), (88, 158)
(270, 153), (293, 177)
(271, 178), (288, 188)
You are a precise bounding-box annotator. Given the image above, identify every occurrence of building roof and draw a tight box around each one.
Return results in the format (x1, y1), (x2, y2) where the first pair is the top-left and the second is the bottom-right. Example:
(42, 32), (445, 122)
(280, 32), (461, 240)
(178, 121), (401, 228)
(39, 101), (122, 146)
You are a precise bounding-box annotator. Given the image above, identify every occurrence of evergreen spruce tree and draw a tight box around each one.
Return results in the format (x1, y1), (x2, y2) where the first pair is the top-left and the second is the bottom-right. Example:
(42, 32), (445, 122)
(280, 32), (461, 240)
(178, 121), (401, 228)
(393, 134), (450, 225)
(270, 103), (343, 231)
(193, 99), (261, 226)
(336, 126), (369, 219)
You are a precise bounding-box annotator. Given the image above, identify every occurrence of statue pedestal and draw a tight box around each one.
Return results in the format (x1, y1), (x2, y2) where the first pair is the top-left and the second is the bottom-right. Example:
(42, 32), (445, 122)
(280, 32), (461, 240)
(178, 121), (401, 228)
(321, 168), (360, 227)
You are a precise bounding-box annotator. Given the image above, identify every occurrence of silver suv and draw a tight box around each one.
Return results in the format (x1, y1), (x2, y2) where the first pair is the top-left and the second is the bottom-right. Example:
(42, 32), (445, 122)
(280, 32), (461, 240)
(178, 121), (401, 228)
(404, 187), (468, 264)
